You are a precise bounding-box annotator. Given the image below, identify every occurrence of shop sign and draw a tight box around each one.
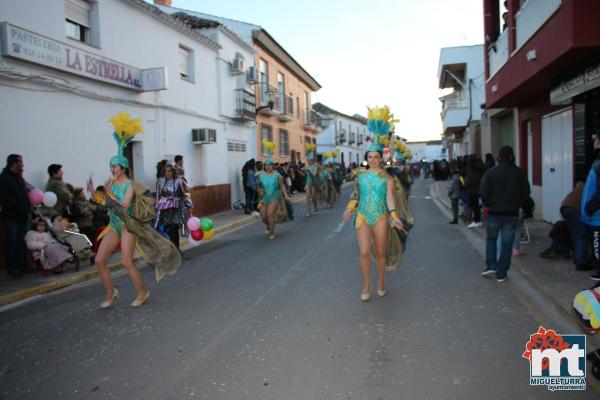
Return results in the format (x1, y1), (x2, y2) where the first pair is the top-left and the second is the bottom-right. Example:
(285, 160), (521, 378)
(551, 60), (600, 105)
(0, 22), (167, 92)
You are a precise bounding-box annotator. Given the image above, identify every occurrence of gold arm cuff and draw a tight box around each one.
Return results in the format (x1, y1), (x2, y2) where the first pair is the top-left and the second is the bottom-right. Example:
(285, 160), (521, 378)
(390, 211), (400, 220)
(346, 199), (358, 212)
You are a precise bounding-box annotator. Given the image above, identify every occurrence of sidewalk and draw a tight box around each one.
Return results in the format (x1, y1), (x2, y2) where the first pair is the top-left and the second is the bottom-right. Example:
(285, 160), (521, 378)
(430, 179), (600, 343)
(0, 189), (316, 306)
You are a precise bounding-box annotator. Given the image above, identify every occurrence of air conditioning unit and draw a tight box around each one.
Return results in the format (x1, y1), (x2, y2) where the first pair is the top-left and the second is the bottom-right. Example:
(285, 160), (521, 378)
(247, 66), (258, 83)
(192, 128), (217, 144)
(230, 56), (245, 75)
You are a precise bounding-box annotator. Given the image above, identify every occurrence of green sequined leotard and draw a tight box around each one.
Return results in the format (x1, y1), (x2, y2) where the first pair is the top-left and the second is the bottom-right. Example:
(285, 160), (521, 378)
(108, 180), (133, 235)
(354, 171), (388, 229)
(305, 165), (318, 189)
(258, 172), (282, 205)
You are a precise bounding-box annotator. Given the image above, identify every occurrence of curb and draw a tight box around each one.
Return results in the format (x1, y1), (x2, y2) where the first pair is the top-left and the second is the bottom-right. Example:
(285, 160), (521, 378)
(0, 186), (347, 307)
(0, 213), (263, 306)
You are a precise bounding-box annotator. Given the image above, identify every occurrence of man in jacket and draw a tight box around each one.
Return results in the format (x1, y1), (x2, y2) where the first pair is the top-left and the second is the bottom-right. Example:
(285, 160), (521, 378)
(465, 154), (485, 228)
(0, 154), (30, 278)
(45, 163), (73, 216)
(580, 133), (600, 281)
(479, 146), (531, 282)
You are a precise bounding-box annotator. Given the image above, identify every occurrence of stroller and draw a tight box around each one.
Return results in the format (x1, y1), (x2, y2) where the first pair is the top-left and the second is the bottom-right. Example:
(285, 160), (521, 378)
(36, 206), (95, 270)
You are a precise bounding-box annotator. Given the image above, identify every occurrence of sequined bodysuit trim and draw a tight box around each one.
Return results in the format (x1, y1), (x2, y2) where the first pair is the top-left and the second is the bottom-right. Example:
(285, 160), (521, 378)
(354, 171), (388, 229)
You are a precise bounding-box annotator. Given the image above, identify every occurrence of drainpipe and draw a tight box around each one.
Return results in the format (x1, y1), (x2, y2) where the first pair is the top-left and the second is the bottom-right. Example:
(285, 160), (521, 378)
(466, 78), (473, 154)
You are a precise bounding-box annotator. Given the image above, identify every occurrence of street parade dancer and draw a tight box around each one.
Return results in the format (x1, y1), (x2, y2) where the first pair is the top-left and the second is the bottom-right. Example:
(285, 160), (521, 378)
(342, 106), (413, 301)
(89, 112), (182, 309)
(304, 143), (320, 216)
(322, 152), (337, 208)
(256, 140), (290, 240)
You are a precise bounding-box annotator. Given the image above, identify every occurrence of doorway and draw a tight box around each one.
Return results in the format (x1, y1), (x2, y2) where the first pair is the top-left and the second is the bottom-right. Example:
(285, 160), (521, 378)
(541, 108), (573, 223)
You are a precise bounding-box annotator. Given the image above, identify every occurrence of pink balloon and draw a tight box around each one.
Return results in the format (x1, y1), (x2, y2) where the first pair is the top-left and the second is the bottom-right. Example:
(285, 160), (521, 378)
(28, 189), (44, 205)
(186, 217), (201, 231)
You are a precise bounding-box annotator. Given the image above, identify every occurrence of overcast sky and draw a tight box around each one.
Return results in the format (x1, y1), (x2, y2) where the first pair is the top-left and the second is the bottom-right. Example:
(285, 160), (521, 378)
(164, 0), (483, 142)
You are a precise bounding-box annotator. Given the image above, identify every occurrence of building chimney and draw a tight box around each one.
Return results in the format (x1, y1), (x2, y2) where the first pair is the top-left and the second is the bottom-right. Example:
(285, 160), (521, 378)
(154, 0), (172, 6)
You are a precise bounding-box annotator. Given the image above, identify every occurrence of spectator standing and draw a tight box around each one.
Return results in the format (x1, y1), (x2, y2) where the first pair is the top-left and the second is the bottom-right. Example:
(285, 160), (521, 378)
(174, 155), (186, 182)
(0, 154), (30, 278)
(465, 154), (485, 228)
(580, 133), (600, 281)
(45, 164), (74, 216)
(480, 145), (531, 282)
(484, 153), (496, 172)
(447, 164), (461, 224)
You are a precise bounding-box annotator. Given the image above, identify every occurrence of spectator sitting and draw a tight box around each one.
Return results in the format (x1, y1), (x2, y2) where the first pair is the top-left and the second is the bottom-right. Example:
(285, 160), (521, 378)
(45, 164), (74, 217)
(539, 220), (572, 259)
(71, 187), (94, 239)
(25, 218), (74, 274)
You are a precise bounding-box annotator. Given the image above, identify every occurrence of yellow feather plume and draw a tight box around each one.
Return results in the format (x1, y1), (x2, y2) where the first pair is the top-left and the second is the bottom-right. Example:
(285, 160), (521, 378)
(262, 139), (276, 154)
(367, 105), (399, 124)
(110, 112), (143, 142)
(305, 143), (316, 151)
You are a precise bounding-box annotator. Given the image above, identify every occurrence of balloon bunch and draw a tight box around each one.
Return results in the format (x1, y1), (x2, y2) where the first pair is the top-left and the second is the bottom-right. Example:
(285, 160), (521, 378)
(28, 189), (58, 208)
(186, 216), (215, 242)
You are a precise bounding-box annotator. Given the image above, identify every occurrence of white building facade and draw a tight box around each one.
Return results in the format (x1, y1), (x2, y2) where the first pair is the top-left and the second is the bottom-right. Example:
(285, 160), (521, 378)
(438, 44), (485, 159)
(406, 141), (447, 162)
(0, 0), (256, 206)
(313, 103), (367, 167)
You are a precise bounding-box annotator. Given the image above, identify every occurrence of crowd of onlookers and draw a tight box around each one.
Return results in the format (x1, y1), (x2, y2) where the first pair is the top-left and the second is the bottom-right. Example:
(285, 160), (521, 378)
(0, 155), (110, 278)
(0, 153), (197, 279)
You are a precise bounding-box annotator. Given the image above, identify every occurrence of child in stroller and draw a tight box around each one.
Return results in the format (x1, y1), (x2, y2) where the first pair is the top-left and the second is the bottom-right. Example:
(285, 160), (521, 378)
(51, 215), (95, 265)
(25, 218), (77, 275)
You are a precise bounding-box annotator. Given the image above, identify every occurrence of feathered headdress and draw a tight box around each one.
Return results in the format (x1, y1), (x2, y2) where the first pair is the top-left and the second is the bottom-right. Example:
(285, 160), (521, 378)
(367, 105), (398, 153)
(323, 151), (334, 165)
(392, 140), (407, 160)
(305, 143), (316, 161)
(109, 112), (143, 168)
(263, 139), (276, 165)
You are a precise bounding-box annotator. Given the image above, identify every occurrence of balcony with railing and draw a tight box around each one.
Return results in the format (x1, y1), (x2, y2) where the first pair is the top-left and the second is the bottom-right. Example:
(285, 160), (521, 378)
(336, 129), (347, 145)
(277, 95), (294, 122)
(440, 91), (470, 134)
(303, 109), (321, 132)
(515, 0), (561, 50)
(257, 82), (278, 116)
(488, 28), (509, 78)
(233, 89), (256, 122)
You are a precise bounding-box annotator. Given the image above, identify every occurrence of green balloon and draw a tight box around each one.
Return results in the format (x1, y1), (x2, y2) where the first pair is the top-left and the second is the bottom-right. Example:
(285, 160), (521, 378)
(200, 218), (214, 231)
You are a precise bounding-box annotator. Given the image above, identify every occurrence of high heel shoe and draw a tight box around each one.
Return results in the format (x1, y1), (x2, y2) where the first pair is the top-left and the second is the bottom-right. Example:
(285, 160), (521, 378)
(360, 285), (371, 302)
(100, 288), (119, 309)
(377, 289), (387, 297)
(131, 291), (150, 307)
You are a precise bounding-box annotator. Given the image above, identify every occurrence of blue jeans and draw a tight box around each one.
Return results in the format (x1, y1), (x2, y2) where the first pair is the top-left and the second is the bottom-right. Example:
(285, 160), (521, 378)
(486, 215), (519, 279)
(245, 189), (257, 212)
(3, 220), (28, 275)
(561, 206), (588, 266)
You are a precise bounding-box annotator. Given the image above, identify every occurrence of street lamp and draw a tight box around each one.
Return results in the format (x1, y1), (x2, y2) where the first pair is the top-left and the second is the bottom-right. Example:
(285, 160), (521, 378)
(255, 89), (277, 114)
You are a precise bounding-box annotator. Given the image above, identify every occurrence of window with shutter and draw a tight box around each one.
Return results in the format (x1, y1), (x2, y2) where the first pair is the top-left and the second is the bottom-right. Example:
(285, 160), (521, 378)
(65, 0), (91, 44)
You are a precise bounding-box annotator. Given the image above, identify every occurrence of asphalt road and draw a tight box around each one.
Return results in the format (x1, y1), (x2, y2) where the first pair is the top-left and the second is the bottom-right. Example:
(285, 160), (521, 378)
(0, 179), (597, 400)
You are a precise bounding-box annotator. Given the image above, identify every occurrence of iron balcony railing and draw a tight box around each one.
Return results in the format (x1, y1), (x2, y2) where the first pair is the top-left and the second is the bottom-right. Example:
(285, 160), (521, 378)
(234, 89), (256, 120)
(258, 82), (278, 108)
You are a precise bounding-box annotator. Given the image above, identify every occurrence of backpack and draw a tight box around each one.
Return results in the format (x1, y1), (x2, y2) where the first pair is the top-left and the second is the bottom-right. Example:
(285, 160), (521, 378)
(131, 181), (156, 223)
